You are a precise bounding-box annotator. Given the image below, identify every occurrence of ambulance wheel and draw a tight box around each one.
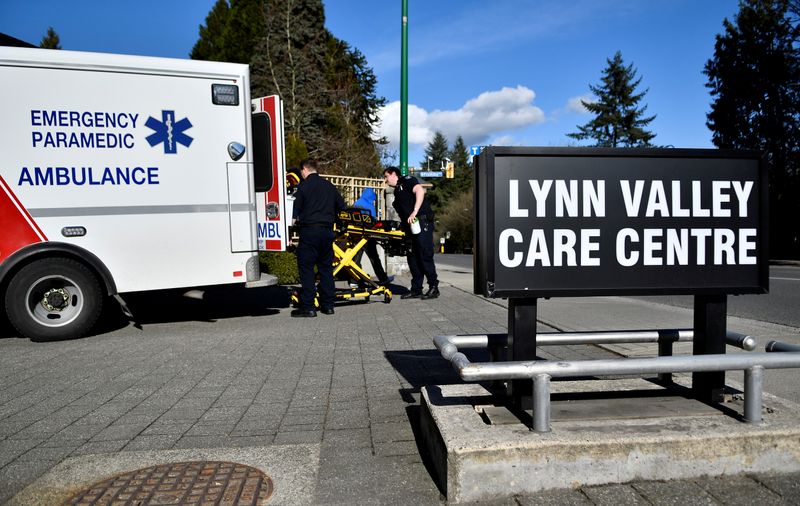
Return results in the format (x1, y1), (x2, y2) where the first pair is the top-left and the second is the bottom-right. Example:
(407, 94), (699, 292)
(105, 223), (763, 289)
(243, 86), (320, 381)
(5, 257), (103, 342)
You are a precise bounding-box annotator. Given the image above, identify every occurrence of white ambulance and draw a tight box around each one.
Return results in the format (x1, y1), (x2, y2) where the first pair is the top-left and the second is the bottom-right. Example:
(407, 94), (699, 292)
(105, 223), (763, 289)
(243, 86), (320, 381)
(0, 47), (291, 341)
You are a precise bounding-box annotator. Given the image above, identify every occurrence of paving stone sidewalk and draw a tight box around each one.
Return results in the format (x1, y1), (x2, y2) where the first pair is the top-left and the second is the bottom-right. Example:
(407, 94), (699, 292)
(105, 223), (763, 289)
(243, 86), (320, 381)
(0, 262), (799, 504)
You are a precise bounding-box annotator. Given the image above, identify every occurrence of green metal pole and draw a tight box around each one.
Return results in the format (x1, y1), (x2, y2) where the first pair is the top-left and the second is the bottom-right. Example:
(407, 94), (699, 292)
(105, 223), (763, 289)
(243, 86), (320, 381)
(400, 0), (408, 176)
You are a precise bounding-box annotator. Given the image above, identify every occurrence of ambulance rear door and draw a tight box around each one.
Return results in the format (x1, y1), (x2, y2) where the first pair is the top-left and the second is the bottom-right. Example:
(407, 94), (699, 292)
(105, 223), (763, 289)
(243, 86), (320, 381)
(252, 95), (288, 252)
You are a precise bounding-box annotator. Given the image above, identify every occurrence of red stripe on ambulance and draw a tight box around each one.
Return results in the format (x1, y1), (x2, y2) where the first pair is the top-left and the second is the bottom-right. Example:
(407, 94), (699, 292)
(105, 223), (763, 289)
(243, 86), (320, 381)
(0, 175), (47, 263)
(262, 96), (282, 221)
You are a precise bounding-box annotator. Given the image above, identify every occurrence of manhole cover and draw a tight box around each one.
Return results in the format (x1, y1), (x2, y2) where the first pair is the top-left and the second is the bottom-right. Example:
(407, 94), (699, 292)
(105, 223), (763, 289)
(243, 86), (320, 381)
(63, 461), (273, 505)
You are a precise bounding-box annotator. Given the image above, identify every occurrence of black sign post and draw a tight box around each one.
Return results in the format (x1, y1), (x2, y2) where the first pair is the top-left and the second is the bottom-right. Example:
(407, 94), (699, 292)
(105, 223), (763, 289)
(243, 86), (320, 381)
(693, 294), (728, 402)
(507, 298), (537, 404)
(475, 147), (768, 407)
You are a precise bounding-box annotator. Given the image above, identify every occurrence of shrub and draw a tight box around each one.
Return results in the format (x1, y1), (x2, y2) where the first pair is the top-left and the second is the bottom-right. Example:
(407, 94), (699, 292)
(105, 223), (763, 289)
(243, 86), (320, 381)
(260, 251), (299, 284)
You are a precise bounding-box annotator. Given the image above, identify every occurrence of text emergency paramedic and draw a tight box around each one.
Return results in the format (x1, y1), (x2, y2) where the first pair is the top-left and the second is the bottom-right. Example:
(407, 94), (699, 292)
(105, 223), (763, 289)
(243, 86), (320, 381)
(19, 109), (160, 187)
(30, 109), (138, 149)
(499, 179), (757, 268)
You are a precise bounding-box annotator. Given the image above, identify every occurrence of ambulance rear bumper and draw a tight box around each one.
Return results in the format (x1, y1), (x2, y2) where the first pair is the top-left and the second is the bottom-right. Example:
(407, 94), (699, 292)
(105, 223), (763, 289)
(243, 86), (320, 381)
(245, 272), (279, 288)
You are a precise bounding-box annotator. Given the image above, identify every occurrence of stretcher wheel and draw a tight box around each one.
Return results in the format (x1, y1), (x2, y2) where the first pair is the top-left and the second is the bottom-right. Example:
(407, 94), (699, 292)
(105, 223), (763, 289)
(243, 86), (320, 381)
(383, 293), (392, 304)
(291, 289), (319, 308)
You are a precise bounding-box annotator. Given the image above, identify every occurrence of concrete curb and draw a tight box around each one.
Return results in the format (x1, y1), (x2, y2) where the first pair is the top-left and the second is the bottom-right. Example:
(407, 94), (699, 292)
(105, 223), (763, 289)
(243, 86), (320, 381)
(771, 259), (800, 266)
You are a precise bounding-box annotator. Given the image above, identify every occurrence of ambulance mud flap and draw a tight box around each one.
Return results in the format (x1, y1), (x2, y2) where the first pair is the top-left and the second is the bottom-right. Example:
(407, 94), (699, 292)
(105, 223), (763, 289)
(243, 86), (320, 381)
(113, 294), (135, 320)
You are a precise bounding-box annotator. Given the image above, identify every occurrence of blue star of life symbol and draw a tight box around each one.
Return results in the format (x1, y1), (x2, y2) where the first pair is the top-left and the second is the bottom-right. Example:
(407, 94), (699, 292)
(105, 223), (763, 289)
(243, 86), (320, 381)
(145, 110), (193, 154)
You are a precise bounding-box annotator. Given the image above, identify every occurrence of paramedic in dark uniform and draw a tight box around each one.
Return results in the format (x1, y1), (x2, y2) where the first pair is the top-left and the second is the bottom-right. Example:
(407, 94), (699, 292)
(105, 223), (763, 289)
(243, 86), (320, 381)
(292, 159), (345, 317)
(383, 167), (439, 299)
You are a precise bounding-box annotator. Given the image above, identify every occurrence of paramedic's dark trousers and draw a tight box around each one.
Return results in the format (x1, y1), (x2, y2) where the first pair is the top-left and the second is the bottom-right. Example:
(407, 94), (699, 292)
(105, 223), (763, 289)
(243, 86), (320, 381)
(297, 226), (336, 311)
(407, 217), (438, 292)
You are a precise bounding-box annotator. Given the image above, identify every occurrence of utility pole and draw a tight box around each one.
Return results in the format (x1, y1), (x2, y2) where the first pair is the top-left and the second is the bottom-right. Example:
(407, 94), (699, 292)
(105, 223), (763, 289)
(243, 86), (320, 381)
(400, 0), (409, 176)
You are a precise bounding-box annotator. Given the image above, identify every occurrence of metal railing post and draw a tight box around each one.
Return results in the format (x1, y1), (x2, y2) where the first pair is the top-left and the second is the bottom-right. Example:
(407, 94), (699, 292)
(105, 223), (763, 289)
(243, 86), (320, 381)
(532, 374), (551, 432)
(744, 365), (764, 424)
(658, 338), (674, 383)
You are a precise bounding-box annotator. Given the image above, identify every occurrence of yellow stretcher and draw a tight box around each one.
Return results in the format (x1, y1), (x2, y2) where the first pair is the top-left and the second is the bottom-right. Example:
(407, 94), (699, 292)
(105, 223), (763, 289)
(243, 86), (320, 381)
(290, 209), (408, 308)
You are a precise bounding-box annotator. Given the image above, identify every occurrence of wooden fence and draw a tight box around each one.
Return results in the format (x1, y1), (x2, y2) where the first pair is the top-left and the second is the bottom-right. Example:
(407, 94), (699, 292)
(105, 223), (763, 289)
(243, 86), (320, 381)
(322, 175), (388, 219)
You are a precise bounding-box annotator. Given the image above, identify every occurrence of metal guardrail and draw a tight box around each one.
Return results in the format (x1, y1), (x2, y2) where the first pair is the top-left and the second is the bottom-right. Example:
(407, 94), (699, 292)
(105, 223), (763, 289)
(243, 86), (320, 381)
(466, 329), (756, 384)
(433, 330), (800, 432)
(449, 329), (756, 350)
(766, 340), (800, 352)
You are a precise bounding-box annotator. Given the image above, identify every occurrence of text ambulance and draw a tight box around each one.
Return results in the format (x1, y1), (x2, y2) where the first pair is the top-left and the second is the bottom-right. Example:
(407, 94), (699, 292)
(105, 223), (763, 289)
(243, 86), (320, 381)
(1, 47), (290, 341)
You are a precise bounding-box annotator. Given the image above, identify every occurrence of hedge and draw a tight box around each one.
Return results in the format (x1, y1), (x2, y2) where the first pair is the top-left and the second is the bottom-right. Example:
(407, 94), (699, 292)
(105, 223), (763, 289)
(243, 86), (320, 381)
(259, 251), (299, 285)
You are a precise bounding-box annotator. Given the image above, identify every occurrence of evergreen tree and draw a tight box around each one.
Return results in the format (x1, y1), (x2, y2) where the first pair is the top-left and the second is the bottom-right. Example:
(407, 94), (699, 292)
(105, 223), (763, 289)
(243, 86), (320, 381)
(220, 0), (267, 64)
(190, 0), (230, 61)
(426, 135), (472, 214)
(705, 0), (800, 258)
(39, 27), (61, 49)
(420, 132), (450, 212)
(419, 131), (449, 170)
(448, 136), (472, 193)
(568, 51), (656, 147)
(191, 0), (386, 177)
(191, 0), (264, 64)
(322, 37), (385, 176)
(251, 0), (328, 160)
(325, 40), (383, 142)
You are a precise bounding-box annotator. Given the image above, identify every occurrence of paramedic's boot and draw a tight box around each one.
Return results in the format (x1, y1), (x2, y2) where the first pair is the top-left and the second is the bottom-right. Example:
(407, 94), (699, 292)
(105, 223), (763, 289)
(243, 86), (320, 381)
(421, 286), (440, 300)
(401, 289), (422, 299)
(291, 308), (317, 317)
(378, 275), (395, 286)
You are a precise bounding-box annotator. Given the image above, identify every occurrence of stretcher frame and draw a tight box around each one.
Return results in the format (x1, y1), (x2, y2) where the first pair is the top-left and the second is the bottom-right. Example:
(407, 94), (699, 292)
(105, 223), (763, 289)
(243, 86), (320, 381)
(290, 218), (407, 308)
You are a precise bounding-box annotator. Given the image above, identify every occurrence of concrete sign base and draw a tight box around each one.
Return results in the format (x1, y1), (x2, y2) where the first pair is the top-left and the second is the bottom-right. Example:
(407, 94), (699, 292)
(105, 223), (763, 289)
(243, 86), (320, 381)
(420, 379), (800, 504)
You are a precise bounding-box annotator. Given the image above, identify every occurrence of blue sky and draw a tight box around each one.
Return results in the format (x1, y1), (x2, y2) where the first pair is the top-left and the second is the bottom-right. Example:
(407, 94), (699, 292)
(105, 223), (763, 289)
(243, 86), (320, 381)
(1, 0), (741, 168)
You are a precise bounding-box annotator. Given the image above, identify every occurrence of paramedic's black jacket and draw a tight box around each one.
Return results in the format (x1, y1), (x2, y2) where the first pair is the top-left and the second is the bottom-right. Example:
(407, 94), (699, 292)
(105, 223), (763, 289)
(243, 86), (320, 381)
(391, 175), (433, 221)
(292, 173), (345, 227)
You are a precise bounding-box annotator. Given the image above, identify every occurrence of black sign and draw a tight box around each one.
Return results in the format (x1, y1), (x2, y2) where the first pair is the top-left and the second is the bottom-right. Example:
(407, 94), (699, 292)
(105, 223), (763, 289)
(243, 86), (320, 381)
(474, 147), (768, 298)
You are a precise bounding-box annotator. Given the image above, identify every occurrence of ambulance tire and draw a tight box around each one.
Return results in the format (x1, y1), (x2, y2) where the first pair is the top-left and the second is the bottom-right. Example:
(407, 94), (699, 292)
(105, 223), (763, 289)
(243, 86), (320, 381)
(5, 257), (104, 342)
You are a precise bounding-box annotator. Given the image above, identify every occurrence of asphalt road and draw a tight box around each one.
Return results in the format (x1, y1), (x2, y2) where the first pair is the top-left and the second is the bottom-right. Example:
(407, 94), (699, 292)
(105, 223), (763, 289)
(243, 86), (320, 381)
(633, 265), (800, 329)
(438, 254), (800, 329)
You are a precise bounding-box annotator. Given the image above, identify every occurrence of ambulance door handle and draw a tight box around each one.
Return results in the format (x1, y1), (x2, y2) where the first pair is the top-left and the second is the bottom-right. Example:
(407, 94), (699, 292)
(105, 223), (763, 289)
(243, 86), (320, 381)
(228, 142), (245, 161)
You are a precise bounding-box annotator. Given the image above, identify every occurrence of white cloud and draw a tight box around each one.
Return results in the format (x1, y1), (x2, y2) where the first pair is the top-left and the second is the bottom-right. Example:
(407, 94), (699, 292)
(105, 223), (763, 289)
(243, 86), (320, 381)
(566, 94), (594, 114)
(489, 135), (516, 146)
(377, 85), (545, 150)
